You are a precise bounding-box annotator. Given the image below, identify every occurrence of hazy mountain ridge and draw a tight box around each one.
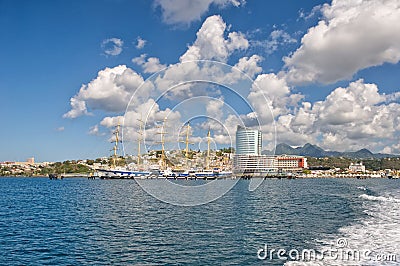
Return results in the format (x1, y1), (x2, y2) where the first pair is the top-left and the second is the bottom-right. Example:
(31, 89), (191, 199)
(262, 143), (396, 159)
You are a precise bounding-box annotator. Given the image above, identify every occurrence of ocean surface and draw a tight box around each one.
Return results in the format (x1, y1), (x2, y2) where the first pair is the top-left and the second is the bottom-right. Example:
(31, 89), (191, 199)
(0, 177), (398, 265)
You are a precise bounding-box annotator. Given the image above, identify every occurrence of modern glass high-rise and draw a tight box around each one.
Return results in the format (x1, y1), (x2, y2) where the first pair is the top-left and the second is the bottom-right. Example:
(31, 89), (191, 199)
(235, 125), (262, 155)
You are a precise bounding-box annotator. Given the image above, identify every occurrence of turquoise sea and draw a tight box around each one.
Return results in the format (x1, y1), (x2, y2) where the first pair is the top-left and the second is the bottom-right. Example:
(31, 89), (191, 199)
(0, 178), (398, 265)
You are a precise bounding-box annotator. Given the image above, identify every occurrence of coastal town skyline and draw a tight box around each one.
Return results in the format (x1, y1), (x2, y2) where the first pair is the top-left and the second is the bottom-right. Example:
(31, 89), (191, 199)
(1, 0), (400, 162)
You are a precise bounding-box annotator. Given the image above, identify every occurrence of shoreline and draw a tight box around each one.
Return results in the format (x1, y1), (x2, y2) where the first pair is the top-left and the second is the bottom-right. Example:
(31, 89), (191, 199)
(0, 175), (395, 180)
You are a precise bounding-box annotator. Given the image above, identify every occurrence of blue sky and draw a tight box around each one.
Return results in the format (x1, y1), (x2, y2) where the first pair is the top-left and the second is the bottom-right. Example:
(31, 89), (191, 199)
(1, 0), (399, 162)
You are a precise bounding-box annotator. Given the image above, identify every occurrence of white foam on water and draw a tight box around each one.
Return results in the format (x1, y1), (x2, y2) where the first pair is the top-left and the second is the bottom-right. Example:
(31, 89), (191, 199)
(357, 186), (367, 191)
(334, 190), (400, 265)
(284, 189), (400, 266)
(359, 194), (400, 203)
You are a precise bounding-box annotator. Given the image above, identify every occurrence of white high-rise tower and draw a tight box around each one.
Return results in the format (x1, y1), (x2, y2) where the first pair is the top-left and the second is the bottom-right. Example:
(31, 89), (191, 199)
(235, 125), (262, 155)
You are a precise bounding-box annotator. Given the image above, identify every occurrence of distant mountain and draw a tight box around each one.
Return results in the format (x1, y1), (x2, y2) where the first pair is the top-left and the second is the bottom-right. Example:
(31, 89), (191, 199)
(298, 143), (326, 157)
(262, 143), (396, 159)
(342, 148), (374, 159)
(275, 143), (296, 155)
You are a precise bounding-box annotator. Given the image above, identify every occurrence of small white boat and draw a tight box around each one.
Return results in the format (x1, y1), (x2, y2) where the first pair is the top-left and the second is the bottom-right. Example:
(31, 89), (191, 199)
(218, 171), (233, 177)
(194, 170), (218, 179)
(161, 168), (175, 178)
(96, 168), (151, 179)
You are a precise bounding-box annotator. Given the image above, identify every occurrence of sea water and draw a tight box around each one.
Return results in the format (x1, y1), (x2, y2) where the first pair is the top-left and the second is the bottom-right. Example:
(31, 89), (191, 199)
(0, 178), (398, 265)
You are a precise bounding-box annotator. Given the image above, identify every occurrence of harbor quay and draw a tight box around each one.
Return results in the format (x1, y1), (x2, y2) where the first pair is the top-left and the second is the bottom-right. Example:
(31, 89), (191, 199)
(2, 125), (399, 179)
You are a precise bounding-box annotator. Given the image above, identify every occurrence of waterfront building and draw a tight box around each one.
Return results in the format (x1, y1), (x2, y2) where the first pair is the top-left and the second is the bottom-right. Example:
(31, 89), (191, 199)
(275, 155), (307, 171)
(235, 125), (262, 155)
(234, 154), (307, 174)
(233, 154), (277, 174)
(234, 125), (307, 174)
(349, 162), (366, 173)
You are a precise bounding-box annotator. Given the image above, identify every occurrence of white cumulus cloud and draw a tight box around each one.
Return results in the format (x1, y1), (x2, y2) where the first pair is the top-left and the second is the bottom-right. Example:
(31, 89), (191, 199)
(101, 38), (124, 56)
(180, 15), (248, 62)
(132, 54), (167, 73)
(66, 16), (256, 121)
(100, 98), (182, 144)
(154, 0), (245, 25)
(63, 97), (91, 119)
(63, 65), (145, 118)
(88, 124), (105, 136)
(251, 29), (297, 55)
(249, 73), (303, 121)
(272, 79), (400, 152)
(136, 36), (147, 49)
(284, 0), (400, 85)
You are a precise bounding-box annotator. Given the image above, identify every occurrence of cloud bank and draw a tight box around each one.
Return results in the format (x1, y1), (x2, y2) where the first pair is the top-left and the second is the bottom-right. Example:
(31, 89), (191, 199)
(154, 0), (245, 25)
(65, 10), (400, 154)
(284, 0), (400, 85)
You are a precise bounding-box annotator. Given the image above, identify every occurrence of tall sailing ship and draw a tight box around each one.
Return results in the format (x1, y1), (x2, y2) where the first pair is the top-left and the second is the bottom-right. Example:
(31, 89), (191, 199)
(96, 121), (153, 179)
(96, 118), (232, 179)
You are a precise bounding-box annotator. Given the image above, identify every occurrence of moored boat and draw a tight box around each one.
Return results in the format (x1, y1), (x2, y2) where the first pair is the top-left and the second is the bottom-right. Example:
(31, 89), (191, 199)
(194, 170), (218, 179)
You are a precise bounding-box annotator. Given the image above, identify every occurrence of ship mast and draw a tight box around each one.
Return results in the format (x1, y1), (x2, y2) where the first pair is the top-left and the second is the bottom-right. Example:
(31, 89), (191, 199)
(137, 115), (143, 168)
(180, 121), (193, 168)
(206, 128), (211, 170)
(112, 121), (121, 168)
(157, 117), (168, 170)
(185, 122), (191, 159)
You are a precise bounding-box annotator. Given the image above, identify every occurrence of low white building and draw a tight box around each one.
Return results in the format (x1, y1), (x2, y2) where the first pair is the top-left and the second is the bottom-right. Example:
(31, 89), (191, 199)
(233, 154), (276, 174)
(349, 162), (366, 173)
(233, 154), (307, 174)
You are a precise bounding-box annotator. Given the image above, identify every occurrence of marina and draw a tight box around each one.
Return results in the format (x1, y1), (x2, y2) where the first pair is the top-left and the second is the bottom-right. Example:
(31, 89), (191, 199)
(94, 120), (235, 180)
(87, 122), (399, 181)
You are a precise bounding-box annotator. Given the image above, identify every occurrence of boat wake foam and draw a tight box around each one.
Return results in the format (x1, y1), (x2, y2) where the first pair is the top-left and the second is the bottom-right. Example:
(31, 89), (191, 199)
(284, 189), (400, 266)
(359, 193), (400, 203)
